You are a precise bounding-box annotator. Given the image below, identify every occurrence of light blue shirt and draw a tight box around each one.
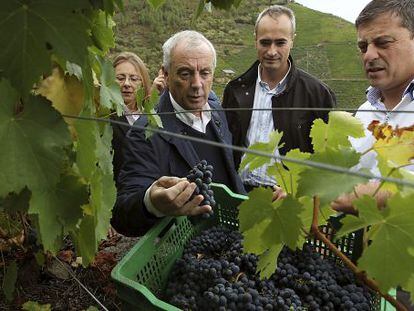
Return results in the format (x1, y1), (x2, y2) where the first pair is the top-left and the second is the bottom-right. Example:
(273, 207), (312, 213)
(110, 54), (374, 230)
(240, 62), (290, 187)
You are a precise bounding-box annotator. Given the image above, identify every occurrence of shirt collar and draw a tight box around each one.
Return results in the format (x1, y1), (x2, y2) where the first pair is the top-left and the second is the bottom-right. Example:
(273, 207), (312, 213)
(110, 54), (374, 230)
(257, 59), (291, 92)
(366, 79), (414, 109)
(123, 105), (140, 126)
(169, 92), (212, 133)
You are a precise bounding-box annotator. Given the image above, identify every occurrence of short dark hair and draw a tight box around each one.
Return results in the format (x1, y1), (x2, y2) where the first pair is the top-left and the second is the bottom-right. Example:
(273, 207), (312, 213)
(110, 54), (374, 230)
(255, 5), (296, 38)
(355, 0), (414, 37)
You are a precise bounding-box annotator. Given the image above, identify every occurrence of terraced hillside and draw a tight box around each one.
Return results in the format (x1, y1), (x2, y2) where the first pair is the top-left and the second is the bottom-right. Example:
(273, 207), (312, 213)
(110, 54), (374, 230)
(112, 0), (369, 108)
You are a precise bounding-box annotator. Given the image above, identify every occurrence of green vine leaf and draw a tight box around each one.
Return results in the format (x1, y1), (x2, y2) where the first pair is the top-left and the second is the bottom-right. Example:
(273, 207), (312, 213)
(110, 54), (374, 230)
(336, 196), (381, 239)
(311, 111), (365, 152)
(239, 131), (283, 173)
(0, 80), (71, 197)
(344, 193), (414, 292)
(257, 244), (284, 279)
(90, 167), (116, 241)
(90, 10), (115, 55)
(29, 174), (88, 253)
(3, 261), (17, 302)
(74, 109), (99, 180)
(239, 187), (274, 233)
(296, 147), (367, 206)
(240, 189), (304, 278)
(97, 56), (124, 115)
(268, 148), (311, 195)
(73, 215), (97, 267)
(22, 300), (52, 311)
(143, 89), (162, 139)
(0, 1), (92, 95)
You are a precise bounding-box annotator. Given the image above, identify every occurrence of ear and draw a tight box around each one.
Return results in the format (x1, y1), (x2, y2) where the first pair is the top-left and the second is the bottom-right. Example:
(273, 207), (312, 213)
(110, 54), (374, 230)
(162, 65), (169, 86)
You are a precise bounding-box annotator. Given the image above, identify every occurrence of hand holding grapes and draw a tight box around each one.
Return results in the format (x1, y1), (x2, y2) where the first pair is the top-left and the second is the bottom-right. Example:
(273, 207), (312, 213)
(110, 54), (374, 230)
(149, 176), (212, 216)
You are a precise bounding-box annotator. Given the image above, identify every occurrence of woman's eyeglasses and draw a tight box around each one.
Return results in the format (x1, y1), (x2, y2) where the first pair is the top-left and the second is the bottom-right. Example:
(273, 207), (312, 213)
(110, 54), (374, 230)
(116, 74), (142, 85)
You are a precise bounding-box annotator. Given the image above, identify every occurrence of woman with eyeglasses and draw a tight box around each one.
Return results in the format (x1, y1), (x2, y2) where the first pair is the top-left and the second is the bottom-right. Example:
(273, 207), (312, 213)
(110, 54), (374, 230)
(111, 52), (153, 186)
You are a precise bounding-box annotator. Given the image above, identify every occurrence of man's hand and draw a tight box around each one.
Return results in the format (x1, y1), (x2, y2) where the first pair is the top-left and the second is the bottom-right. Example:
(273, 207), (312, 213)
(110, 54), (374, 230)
(151, 69), (166, 95)
(150, 176), (211, 216)
(331, 181), (391, 214)
(272, 185), (287, 202)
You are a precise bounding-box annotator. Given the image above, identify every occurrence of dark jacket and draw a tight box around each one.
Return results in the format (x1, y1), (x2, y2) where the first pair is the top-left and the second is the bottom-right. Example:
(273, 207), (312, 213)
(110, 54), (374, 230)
(222, 57), (336, 169)
(111, 91), (245, 236)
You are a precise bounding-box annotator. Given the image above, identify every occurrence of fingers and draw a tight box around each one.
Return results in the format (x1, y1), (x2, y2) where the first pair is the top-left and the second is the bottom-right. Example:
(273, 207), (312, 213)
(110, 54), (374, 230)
(156, 176), (186, 188)
(272, 185), (287, 202)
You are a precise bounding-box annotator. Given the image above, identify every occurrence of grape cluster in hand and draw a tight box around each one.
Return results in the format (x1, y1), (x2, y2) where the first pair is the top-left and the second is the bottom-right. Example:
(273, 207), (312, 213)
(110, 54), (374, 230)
(164, 226), (375, 310)
(186, 160), (216, 217)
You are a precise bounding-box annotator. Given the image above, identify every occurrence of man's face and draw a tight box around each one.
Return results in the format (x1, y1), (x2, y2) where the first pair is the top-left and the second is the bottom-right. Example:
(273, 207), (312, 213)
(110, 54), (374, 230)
(164, 42), (214, 115)
(357, 12), (414, 95)
(255, 14), (294, 75)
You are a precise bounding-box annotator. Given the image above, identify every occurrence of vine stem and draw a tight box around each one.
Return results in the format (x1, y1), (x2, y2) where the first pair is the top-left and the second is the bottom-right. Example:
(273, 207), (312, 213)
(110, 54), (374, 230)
(310, 196), (407, 311)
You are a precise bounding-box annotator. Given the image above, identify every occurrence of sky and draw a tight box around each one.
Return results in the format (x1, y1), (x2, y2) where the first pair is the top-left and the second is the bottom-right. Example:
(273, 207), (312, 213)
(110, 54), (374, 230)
(295, 0), (371, 23)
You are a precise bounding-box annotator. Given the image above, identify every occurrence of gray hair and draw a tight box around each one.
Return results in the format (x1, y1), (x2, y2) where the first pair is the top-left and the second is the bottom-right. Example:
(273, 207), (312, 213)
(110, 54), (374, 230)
(162, 30), (217, 71)
(254, 5), (296, 37)
(355, 0), (414, 37)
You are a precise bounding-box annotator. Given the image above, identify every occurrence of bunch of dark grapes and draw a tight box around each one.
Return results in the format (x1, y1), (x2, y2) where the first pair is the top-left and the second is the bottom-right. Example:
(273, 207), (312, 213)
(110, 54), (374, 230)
(164, 226), (376, 311)
(186, 160), (216, 218)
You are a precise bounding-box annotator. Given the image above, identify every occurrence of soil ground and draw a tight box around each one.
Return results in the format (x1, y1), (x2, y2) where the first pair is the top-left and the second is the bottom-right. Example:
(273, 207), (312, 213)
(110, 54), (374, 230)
(0, 234), (139, 311)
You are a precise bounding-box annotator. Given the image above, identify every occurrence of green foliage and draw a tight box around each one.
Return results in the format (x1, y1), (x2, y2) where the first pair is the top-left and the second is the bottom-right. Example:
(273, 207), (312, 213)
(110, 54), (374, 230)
(29, 174), (88, 252)
(96, 56), (124, 115)
(239, 188), (303, 278)
(297, 147), (366, 206)
(0, 1), (92, 95)
(310, 112), (365, 152)
(239, 131), (283, 173)
(3, 261), (17, 302)
(0, 81), (71, 197)
(268, 149), (310, 195)
(22, 301), (52, 311)
(338, 194), (414, 292)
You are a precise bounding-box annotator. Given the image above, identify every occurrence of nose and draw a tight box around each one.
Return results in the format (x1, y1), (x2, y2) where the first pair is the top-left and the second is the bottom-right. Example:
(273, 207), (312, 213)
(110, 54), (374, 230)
(268, 43), (278, 56)
(191, 72), (202, 89)
(363, 43), (379, 63)
(123, 77), (132, 87)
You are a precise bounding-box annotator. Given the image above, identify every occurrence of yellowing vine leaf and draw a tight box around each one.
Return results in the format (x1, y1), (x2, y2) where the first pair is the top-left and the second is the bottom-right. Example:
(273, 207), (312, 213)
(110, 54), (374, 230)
(0, 80), (71, 197)
(311, 111), (365, 152)
(0, 1), (92, 95)
(36, 67), (84, 127)
(239, 131), (283, 173)
(373, 127), (414, 169)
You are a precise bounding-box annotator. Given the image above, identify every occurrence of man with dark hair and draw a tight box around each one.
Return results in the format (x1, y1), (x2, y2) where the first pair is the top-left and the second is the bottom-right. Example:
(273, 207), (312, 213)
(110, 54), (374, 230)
(332, 1), (414, 308)
(222, 5), (336, 191)
(332, 0), (414, 210)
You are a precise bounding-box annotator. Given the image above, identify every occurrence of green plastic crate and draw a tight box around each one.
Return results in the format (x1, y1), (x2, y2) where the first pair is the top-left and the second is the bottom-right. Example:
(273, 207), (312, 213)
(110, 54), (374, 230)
(111, 183), (394, 311)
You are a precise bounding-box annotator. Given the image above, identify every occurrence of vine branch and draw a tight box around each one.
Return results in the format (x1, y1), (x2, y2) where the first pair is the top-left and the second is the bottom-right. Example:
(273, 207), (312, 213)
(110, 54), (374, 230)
(310, 196), (407, 311)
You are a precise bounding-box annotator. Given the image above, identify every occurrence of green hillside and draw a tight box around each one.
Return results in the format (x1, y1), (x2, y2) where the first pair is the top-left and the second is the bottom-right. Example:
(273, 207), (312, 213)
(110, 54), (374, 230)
(112, 0), (369, 108)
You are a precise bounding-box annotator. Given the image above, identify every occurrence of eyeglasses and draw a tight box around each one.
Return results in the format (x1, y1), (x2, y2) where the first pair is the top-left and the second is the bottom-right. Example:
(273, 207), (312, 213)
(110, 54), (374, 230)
(116, 74), (142, 85)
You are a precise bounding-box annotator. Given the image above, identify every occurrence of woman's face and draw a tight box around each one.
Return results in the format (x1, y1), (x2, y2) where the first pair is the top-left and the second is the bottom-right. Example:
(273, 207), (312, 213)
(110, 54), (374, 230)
(114, 61), (142, 110)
